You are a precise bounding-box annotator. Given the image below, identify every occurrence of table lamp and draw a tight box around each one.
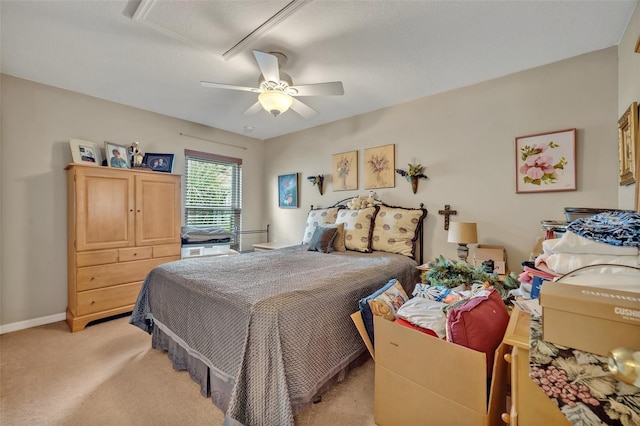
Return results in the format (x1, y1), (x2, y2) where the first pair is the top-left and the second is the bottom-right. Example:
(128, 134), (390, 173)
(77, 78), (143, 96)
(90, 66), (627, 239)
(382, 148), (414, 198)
(447, 222), (478, 262)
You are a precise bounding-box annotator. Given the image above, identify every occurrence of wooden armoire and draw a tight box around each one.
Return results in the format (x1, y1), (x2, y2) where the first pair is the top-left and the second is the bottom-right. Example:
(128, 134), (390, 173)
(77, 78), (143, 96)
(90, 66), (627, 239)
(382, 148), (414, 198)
(66, 164), (182, 332)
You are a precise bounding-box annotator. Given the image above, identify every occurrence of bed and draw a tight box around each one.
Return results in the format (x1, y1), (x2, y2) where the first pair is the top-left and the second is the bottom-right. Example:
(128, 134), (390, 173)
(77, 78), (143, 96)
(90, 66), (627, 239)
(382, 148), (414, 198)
(130, 199), (427, 426)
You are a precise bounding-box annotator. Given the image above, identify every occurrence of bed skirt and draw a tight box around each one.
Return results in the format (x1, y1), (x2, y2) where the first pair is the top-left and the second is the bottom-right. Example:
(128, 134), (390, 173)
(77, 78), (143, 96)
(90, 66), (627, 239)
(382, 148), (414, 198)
(151, 322), (370, 419)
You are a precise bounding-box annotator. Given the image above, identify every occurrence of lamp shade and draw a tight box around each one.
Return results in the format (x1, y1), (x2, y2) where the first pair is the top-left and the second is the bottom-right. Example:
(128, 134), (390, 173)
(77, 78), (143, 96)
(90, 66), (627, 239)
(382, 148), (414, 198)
(258, 90), (293, 116)
(447, 222), (478, 244)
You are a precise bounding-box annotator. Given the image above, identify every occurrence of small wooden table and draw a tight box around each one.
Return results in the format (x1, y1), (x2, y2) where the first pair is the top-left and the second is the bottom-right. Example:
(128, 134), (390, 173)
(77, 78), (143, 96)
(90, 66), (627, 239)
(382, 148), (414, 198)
(252, 241), (294, 251)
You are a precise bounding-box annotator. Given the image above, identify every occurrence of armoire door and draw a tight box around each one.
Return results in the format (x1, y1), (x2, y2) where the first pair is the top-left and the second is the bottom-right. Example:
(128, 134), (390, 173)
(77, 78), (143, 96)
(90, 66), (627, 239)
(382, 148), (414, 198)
(135, 173), (181, 246)
(74, 167), (135, 251)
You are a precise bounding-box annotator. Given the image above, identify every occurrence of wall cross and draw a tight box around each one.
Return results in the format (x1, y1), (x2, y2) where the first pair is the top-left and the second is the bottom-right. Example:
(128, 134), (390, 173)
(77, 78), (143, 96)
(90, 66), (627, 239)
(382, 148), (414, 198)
(438, 204), (457, 230)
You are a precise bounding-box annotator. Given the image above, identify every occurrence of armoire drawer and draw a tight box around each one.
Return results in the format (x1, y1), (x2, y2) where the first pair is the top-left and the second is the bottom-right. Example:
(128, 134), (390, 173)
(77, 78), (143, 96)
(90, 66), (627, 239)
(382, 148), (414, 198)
(76, 249), (118, 267)
(77, 281), (143, 316)
(76, 257), (178, 291)
(118, 246), (153, 262)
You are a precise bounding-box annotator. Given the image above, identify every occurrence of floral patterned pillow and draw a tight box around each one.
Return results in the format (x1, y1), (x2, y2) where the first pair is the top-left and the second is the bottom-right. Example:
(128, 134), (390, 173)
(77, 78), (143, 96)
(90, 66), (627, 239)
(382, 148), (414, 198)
(302, 207), (340, 244)
(371, 205), (427, 257)
(335, 206), (379, 252)
(358, 278), (409, 346)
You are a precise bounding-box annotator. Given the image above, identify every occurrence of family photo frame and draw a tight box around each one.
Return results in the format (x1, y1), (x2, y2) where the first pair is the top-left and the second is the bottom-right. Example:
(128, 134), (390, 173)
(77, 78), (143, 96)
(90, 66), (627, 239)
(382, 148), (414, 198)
(515, 128), (577, 194)
(105, 141), (130, 169)
(69, 139), (102, 166)
(143, 153), (174, 173)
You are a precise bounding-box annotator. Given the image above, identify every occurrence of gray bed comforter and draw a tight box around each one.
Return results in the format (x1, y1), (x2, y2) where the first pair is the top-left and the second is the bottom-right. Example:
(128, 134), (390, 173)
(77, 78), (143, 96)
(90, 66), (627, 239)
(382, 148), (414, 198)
(130, 245), (419, 426)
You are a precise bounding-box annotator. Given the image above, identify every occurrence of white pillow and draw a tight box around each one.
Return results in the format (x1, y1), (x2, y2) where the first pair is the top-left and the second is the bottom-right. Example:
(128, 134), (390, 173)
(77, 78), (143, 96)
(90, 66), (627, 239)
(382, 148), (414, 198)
(302, 207), (340, 244)
(335, 206), (378, 252)
(371, 205), (426, 257)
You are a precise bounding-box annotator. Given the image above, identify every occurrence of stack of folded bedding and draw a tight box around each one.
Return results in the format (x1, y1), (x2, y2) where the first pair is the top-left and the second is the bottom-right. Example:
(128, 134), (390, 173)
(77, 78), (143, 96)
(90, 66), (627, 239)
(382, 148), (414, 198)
(180, 226), (235, 244)
(535, 211), (640, 275)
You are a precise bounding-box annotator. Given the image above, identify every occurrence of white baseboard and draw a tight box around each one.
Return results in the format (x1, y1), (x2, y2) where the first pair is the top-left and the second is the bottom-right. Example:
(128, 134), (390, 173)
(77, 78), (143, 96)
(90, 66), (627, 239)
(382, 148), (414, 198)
(0, 312), (66, 335)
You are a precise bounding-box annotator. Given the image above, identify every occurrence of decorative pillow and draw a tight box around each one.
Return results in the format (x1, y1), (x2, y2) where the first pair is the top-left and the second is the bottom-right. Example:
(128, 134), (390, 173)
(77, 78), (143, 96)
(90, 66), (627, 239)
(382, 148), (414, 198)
(446, 288), (509, 376)
(358, 279), (409, 346)
(321, 222), (346, 252)
(336, 206), (379, 252)
(371, 205), (427, 257)
(302, 207), (340, 244)
(307, 225), (338, 253)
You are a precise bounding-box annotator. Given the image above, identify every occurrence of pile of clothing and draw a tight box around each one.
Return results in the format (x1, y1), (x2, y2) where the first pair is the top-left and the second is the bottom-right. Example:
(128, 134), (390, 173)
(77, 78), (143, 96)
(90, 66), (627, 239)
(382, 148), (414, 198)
(359, 278), (509, 375)
(520, 211), (640, 289)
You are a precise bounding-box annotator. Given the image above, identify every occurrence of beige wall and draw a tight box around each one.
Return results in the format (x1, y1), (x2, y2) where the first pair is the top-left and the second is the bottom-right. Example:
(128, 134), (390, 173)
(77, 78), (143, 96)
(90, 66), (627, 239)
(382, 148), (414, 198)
(2, 9), (637, 328)
(264, 47), (620, 266)
(0, 74), (264, 326)
(618, 3), (640, 209)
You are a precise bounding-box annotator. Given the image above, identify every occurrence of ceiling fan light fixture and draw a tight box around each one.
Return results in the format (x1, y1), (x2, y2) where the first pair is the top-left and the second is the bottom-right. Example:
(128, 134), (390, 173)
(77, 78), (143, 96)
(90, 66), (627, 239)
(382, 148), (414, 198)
(258, 90), (293, 117)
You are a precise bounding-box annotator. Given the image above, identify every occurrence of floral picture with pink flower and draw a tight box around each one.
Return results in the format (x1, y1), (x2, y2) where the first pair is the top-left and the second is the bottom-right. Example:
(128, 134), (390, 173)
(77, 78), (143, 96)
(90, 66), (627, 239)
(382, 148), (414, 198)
(515, 129), (576, 193)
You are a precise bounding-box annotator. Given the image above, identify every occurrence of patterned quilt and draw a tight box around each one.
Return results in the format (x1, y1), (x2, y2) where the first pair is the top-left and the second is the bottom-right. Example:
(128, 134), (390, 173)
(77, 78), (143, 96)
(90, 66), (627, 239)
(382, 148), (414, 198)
(567, 211), (640, 248)
(529, 317), (640, 425)
(130, 245), (419, 426)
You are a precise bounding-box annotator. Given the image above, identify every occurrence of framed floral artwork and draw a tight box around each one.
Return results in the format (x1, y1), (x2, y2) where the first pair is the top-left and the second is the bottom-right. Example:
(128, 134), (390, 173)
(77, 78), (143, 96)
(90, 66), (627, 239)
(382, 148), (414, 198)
(364, 144), (395, 189)
(278, 173), (299, 208)
(332, 150), (358, 191)
(618, 102), (638, 187)
(515, 129), (576, 194)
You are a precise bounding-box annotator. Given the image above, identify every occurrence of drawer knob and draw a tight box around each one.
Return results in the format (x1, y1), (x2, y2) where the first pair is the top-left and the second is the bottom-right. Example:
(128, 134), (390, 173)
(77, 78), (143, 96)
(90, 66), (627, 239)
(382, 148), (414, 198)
(504, 353), (512, 363)
(501, 413), (511, 423)
(90, 301), (95, 305)
(90, 277), (95, 281)
(133, 253), (137, 256)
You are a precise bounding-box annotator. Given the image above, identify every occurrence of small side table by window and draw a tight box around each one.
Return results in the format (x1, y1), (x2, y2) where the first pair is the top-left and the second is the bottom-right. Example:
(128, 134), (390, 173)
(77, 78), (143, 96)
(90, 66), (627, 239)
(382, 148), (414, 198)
(252, 242), (294, 251)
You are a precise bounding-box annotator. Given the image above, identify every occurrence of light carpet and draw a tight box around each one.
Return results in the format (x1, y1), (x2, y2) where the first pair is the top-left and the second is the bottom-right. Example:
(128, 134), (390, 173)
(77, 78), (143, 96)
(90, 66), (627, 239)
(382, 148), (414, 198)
(0, 315), (375, 425)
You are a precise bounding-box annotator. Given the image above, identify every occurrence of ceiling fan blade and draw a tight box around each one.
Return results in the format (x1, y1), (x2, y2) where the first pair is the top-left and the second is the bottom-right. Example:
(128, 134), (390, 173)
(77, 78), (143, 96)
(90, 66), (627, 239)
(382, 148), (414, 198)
(201, 81), (260, 93)
(253, 50), (280, 83)
(290, 98), (317, 118)
(289, 81), (344, 96)
(242, 101), (264, 116)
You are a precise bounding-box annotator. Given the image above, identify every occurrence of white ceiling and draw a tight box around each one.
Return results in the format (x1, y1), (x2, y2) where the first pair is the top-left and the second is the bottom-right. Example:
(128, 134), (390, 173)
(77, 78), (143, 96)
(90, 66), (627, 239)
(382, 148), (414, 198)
(1, 0), (637, 140)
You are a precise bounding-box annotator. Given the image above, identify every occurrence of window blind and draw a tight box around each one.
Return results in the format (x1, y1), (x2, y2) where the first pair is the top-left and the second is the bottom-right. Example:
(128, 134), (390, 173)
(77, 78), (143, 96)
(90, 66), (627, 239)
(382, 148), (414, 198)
(184, 150), (242, 248)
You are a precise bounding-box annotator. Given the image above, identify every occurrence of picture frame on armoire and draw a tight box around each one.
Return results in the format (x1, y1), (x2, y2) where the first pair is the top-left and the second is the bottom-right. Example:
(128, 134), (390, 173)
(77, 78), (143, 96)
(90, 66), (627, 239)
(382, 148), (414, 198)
(143, 153), (174, 173)
(105, 141), (131, 169)
(69, 139), (103, 166)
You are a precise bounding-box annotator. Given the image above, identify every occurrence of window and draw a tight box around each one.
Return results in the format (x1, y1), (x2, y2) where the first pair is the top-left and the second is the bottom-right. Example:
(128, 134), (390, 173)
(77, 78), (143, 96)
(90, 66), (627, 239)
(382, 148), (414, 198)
(184, 149), (242, 249)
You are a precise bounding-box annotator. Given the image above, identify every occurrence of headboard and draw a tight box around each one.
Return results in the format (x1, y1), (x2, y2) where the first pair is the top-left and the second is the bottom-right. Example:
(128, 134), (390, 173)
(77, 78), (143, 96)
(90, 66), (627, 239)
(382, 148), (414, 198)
(311, 197), (428, 264)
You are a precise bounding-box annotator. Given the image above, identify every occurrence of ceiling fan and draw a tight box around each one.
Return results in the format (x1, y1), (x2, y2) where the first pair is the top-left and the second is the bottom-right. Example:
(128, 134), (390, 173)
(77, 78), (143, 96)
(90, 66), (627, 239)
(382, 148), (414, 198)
(201, 50), (344, 118)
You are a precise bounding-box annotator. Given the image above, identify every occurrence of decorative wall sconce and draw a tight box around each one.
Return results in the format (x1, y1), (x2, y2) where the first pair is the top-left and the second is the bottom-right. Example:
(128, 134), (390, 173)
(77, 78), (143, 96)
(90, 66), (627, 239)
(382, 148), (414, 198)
(307, 175), (324, 195)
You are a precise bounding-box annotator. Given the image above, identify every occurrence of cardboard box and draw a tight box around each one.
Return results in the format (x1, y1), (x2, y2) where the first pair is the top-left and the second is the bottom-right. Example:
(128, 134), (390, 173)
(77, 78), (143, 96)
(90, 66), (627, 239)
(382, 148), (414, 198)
(473, 245), (507, 274)
(539, 281), (640, 356)
(366, 315), (509, 426)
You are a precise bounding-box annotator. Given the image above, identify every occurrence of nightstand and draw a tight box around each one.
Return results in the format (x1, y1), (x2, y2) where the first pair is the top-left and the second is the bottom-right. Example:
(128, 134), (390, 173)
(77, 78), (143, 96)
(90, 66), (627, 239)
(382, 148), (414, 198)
(501, 308), (570, 425)
(252, 242), (294, 251)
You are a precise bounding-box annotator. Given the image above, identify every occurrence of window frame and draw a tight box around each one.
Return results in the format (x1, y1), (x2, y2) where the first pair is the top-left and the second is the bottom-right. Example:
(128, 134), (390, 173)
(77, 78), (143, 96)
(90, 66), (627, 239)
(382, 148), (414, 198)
(183, 149), (242, 250)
